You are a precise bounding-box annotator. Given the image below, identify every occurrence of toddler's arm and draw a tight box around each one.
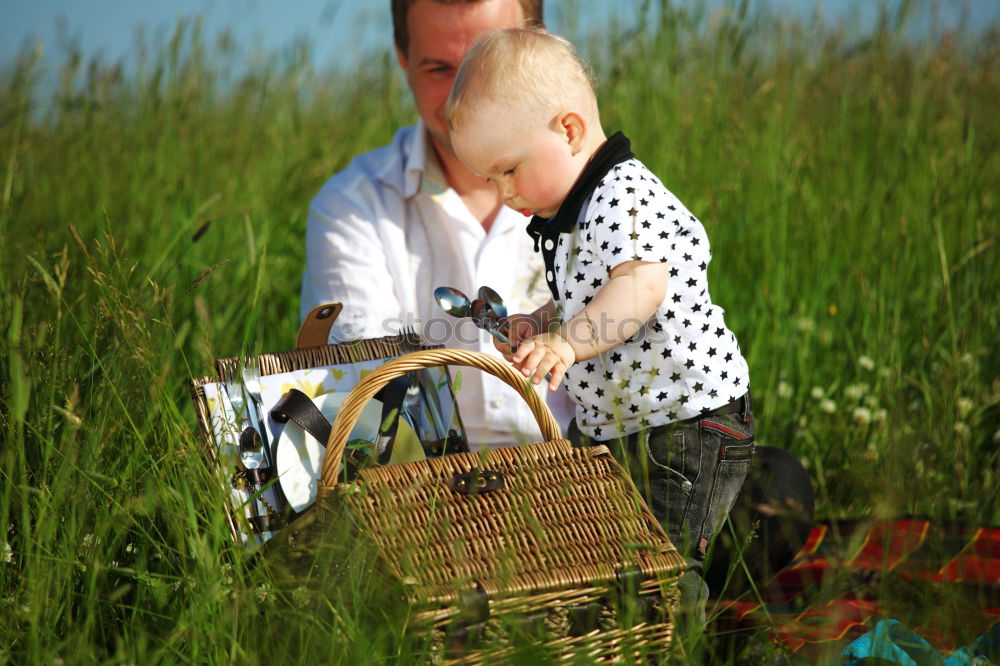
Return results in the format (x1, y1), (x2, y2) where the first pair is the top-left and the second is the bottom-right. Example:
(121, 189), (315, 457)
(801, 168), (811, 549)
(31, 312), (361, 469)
(512, 260), (668, 390)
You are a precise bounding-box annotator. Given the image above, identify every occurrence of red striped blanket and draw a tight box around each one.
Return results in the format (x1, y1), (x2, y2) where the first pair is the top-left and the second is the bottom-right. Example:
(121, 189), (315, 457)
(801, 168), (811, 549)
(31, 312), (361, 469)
(712, 519), (1000, 660)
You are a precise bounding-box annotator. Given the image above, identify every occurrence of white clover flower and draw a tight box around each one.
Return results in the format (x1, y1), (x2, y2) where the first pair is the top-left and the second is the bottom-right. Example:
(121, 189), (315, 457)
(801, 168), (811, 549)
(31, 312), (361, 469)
(811, 386), (825, 400)
(795, 317), (816, 333)
(845, 383), (869, 401)
(777, 381), (793, 398)
(957, 397), (974, 418)
(954, 422), (970, 437)
(858, 355), (875, 371)
(81, 534), (100, 553)
(125, 543), (136, 555)
(873, 409), (887, 423)
(255, 584), (274, 603)
(292, 586), (312, 607)
(110, 560), (119, 569)
(852, 407), (872, 425)
(1, 542), (12, 564)
(820, 399), (837, 414)
(864, 395), (880, 409)
(879, 367), (892, 378)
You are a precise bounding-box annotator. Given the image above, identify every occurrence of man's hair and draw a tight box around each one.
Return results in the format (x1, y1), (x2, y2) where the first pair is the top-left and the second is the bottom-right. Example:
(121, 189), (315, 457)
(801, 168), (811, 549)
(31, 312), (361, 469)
(392, 0), (544, 57)
(447, 27), (597, 132)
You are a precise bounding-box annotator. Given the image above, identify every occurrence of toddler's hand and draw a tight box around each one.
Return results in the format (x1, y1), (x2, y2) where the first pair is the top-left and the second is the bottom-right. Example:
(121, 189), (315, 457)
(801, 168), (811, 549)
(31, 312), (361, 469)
(511, 332), (576, 392)
(495, 314), (540, 359)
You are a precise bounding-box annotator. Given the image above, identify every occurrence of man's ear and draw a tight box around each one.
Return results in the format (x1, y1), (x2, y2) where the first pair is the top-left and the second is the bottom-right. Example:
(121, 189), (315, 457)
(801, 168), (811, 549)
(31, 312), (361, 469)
(555, 111), (586, 154)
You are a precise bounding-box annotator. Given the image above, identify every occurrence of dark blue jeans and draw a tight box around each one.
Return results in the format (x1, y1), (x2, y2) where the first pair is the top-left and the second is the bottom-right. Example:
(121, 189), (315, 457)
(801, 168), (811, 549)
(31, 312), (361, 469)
(568, 397), (756, 630)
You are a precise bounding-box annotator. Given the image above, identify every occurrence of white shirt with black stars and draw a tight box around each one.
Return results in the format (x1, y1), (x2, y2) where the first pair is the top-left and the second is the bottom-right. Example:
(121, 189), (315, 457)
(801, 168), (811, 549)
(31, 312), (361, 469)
(552, 158), (750, 440)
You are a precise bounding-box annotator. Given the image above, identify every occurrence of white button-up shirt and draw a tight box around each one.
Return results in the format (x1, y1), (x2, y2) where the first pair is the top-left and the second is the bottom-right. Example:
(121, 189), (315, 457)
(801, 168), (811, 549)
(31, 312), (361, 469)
(301, 121), (573, 448)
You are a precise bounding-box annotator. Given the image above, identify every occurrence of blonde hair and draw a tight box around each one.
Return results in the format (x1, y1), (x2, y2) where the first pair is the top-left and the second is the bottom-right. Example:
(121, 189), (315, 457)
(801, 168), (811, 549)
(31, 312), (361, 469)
(447, 27), (598, 131)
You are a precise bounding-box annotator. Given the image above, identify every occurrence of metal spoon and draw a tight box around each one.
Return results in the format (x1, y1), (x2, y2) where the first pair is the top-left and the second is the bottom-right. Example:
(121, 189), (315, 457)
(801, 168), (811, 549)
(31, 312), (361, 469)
(434, 286), (472, 318)
(477, 286), (510, 341)
(469, 298), (488, 328)
(471, 298), (509, 344)
(434, 285), (509, 344)
(478, 286), (507, 319)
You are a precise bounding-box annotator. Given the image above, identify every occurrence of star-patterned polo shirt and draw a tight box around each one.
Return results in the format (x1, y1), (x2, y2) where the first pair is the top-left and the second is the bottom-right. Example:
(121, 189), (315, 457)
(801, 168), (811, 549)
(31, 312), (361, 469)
(526, 131), (750, 440)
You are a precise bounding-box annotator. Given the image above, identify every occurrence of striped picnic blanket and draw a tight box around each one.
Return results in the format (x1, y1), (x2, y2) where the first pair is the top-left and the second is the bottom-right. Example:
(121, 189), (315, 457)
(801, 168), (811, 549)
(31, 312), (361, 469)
(713, 519), (1000, 661)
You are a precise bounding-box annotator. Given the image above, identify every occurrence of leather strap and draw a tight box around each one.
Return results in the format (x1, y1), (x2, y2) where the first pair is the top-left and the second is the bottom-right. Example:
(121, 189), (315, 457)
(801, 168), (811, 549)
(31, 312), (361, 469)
(270, 389), (332, 448)
(268, 379), (411, 466)
(372, 376), (409, 464)
(296, 302), (343, 349)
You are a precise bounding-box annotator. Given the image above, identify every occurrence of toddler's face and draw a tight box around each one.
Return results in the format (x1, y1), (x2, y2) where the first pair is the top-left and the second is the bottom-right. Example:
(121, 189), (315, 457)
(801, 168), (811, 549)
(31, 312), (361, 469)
(452, 103), (582, 219)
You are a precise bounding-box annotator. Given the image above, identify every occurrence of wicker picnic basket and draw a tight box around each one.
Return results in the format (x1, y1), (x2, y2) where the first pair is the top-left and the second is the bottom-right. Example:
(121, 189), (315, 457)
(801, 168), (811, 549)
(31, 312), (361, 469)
(273, 348), (687, 663)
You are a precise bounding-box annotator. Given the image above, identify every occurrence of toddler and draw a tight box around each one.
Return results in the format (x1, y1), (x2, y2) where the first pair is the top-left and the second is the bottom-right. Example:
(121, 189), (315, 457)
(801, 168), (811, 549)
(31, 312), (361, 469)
(447, 27), (755, 630)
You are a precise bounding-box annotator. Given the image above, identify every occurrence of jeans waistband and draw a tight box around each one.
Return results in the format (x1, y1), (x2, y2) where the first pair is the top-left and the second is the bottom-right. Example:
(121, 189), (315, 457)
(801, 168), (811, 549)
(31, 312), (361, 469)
(681, 391), (752, 425)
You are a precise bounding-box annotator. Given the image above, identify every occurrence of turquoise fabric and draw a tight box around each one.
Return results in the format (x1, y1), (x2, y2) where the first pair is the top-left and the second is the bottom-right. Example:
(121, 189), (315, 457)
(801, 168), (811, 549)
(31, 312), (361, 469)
(842, 619), (1000, 665)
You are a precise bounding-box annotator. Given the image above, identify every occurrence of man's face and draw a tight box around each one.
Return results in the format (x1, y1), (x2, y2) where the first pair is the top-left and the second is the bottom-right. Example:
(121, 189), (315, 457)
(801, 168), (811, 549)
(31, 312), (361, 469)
(396, 0), (525, 157)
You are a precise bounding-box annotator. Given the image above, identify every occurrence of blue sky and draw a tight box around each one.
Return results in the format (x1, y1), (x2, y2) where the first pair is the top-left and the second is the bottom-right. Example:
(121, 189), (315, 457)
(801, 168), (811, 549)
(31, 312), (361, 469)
(4, 0), (999, 75)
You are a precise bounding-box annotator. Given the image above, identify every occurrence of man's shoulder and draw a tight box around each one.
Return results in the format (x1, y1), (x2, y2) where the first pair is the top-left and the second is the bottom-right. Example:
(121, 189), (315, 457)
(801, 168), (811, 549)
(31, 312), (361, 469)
(311, 124), (418, 210)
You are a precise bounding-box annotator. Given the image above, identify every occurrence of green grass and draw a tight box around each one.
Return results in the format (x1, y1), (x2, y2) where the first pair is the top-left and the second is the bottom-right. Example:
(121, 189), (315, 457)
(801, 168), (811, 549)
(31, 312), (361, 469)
(1, 1), (998, 663)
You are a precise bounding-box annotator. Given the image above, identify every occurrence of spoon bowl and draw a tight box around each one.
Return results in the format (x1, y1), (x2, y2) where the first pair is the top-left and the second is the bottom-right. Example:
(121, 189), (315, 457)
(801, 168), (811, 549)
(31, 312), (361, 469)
(478, 286), (508, 319)
(434, 286), (472, 318)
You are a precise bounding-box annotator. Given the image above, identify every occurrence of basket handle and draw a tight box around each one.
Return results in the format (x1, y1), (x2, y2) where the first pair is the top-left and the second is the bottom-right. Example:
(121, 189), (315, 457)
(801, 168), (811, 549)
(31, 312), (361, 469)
(321, 349), (563, 487)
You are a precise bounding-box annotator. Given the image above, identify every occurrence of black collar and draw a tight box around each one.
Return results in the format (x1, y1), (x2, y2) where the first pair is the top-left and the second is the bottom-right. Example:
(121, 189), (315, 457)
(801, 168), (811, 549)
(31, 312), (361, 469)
(526, 131), (634, 249)
(525, 131), (634, 300)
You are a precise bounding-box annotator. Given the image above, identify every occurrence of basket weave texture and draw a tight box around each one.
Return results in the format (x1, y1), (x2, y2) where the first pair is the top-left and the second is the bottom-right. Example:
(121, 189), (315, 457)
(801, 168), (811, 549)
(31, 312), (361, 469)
(311, 349), (686, 660)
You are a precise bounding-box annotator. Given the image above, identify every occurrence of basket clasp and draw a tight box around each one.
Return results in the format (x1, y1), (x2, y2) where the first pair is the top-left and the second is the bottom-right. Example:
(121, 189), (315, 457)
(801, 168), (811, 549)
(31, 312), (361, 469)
(447, 468), (505, 495)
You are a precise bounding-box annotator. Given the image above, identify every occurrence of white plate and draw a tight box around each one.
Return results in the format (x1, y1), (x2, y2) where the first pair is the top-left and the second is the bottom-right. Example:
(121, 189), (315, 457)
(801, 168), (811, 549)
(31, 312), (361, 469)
(274, 392), (421, 513)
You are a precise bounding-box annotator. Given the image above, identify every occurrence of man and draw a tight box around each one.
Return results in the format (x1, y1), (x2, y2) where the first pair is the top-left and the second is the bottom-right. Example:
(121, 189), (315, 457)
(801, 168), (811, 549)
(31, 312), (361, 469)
(300, 0), (572, 447)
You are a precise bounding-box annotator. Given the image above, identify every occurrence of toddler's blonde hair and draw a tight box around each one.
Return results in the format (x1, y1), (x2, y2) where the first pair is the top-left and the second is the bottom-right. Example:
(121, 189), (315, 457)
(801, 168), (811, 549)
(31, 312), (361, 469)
(447, 27), (598, 131)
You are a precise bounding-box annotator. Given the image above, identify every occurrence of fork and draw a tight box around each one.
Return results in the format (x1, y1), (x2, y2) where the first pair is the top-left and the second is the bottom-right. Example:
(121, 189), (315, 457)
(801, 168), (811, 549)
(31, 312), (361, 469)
(241, 356), (273, 468)
(223, 373), (265, 533)
(242, 356), (288, 522)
